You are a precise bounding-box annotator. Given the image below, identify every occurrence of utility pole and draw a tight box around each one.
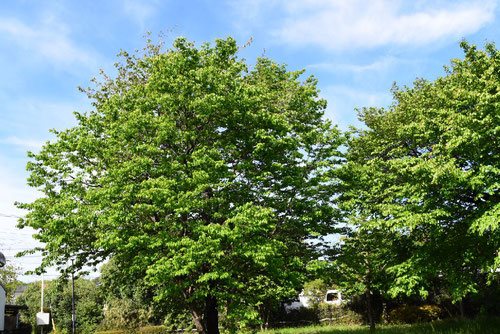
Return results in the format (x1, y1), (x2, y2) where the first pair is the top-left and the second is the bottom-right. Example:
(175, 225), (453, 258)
(71, 260), (76, 334)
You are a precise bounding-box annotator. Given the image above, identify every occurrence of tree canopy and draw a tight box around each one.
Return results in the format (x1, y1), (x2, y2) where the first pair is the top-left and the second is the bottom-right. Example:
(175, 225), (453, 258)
(339, 42), (500, 302)
(18, 37), (342, 333)
(0, 263), (21, 303)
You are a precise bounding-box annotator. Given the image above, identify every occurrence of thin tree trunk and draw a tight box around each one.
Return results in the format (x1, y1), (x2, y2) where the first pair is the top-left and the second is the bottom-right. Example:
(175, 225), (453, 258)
(205, 295), (220, 334)
(366, 289), (375, 333)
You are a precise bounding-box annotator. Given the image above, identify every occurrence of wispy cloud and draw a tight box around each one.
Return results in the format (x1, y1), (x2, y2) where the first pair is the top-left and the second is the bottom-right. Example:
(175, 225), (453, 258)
(0, 16), (99, 69)
(308, 56), (400, 73)
(231, 0), (498, 51)
(121, 0), (161, 29)
(0, 136), (44, 151)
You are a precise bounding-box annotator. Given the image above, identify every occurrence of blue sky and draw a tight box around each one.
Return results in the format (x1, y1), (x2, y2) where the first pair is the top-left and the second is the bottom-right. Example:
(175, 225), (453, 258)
(1, 0), (499, 281)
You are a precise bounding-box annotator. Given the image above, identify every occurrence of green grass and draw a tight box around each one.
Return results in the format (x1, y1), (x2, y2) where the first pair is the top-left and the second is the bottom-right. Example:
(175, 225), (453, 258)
(259, 317), (500, 334)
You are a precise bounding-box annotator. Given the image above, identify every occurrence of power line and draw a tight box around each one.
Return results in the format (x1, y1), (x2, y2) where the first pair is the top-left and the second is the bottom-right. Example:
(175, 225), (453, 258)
(0, 212), (23, 218)
(5, 255), (43, 259)
(0, 231), (35, 235)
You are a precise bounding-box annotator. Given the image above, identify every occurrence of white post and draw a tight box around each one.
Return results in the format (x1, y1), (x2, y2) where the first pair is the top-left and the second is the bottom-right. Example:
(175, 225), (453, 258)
(41, 274), (44, 312)
(41, 274), (44, 334)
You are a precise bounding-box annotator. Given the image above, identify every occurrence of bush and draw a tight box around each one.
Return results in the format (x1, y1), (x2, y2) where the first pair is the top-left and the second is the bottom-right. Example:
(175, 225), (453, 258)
(99, 298), (154, 330)
(388, 304), (442, 323)
(96, 326), (166, 334)
(138, 325), (167, 334)
(163, 311), (193, 332)
(272, 307), (318, 327)
(317, 303), (363, 326)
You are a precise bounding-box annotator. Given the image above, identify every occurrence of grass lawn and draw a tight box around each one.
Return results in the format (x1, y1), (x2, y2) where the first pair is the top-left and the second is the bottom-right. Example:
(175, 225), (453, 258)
(259, 317), (500, 334)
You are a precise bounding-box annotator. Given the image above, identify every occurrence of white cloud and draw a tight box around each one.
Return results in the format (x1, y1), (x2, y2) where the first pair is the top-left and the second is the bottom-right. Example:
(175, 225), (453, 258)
(235, 0), (497, 51)
(0, 16), (99, 69)
(308, 56), (400, 73)
(121, 0), (161, 29)
(0, 136), (44, 151)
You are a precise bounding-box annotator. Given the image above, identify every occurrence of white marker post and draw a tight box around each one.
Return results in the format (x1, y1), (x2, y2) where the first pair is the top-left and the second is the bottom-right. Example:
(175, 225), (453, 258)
(36, 274), (50, 334)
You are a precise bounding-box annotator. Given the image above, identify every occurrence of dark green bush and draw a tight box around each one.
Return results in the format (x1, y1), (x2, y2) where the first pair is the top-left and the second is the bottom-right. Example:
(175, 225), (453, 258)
(388, 304), (442, 323)
(96, 325), (166, 334)
(138, 325), (167, 334)
(318, 303), (363, 326)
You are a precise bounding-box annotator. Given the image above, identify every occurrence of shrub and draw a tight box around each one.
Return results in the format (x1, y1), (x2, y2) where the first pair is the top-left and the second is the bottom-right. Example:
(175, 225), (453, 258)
(388, 304), (442, 323)
(99, 298), (154, 330)
(317, 303), (363, 326)
(138, 325), (167, 334)
(163, 311), (193, 332)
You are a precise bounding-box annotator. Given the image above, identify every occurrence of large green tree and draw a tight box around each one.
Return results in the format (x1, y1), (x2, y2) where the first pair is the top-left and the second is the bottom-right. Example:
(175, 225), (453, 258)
(18, 37), (342, 333)
(340, 42), (500, 303)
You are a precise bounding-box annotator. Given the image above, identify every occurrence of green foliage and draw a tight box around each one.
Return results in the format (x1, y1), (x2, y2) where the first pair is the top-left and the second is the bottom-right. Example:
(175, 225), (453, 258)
(300, 279), (363, 327)
(16, 282), (42, 330)
(388, 304), (442, 324)
(17, 36), (343, 333)
(329, 225), (407, 331)
(162, 311), (193, 332)
(339, 42), (500, 302)
(0, 263), (22, 303)
(98, 259), (162, 330)
(96, 325), (166, 334)
(99, 298), (153, 331)
(318, 304), (363, 326)
(303, 279), (329, 308)
(332, 226), (403, 299)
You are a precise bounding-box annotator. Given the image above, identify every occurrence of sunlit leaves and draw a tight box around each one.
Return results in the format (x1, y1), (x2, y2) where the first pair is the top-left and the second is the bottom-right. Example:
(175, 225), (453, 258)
(17, 37), (342, 330)
(340, 42), (500, 301)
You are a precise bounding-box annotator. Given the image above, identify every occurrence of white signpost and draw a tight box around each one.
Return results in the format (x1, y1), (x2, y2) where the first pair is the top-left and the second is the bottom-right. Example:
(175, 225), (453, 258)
(36, 312), (50, 326)
(37, 274), (50, 334)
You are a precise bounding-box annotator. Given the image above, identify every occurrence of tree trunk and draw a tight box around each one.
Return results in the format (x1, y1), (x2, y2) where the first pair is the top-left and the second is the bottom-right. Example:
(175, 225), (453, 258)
(191, 309), (206, 334)
(366, 289), (375, 333)
(205, 295), (220, 334)
(258, 303), (271, 331)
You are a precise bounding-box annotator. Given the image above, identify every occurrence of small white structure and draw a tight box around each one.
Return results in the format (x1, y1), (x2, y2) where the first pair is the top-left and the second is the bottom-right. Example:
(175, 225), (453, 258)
(285, 289), (343, 311)
(36, 312), (50, 326)
(324, 289), (342, 306)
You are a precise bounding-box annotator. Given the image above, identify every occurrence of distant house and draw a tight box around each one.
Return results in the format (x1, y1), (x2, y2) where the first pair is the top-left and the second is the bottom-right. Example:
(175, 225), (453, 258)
(12, 286), (28, 303)
(0, 285), (30, 333)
